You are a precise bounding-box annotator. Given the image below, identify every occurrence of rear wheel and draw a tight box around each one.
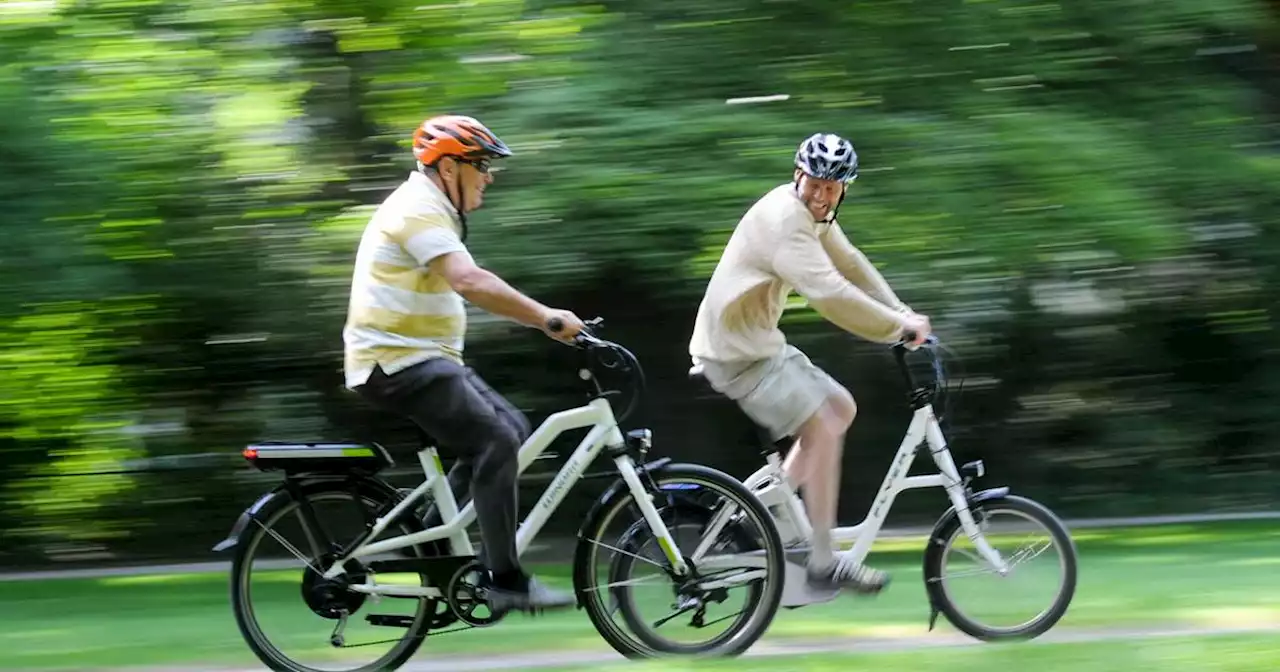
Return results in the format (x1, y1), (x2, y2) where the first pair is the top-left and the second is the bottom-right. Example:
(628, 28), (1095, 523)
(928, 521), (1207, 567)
(229, 480), (437, 672)
(573, 463), (785, 658)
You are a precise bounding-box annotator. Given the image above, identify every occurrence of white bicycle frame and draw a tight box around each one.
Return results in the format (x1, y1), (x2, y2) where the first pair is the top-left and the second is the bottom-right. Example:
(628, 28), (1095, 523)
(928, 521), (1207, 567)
(689, 399), (1010, 602)
(318, 397), (692, 598)
(745, 402), (1009, 573)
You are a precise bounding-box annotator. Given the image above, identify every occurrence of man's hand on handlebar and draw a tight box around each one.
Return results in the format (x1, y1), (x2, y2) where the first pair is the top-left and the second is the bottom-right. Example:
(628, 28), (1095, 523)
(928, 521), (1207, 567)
(902, 312), (932, 348)
(541, 309), (585, 343)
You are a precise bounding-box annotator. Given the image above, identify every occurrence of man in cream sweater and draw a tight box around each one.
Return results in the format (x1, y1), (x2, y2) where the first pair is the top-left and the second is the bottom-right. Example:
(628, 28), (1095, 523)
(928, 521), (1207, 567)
(689, 132), (931, 594)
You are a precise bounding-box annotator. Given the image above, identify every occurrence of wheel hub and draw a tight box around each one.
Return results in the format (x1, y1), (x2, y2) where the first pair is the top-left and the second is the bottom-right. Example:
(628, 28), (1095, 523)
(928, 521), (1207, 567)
(301, 558), (369, 619)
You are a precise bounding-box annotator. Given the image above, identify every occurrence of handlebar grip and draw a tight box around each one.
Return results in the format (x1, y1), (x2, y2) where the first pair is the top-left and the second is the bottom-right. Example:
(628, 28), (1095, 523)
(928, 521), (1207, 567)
(903, 329), (918, 343)
(547, 317), (564, 333)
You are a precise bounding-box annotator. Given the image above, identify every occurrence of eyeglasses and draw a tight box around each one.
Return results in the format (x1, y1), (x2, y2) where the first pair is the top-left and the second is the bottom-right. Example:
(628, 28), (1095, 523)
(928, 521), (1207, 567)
(461, 158), (492, 174)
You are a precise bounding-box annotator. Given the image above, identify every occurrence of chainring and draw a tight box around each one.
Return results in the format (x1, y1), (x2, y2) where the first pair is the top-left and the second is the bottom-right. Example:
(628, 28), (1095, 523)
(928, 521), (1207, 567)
(444, 560), (505, 627)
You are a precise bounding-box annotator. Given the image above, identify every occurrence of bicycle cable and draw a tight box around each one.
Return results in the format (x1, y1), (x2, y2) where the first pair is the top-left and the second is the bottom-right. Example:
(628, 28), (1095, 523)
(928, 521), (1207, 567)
(929, 338), (966, 433)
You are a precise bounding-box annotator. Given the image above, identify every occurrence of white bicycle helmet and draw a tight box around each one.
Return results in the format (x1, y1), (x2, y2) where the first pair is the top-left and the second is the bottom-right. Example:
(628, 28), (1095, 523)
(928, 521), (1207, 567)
(794, 132), (858, 183)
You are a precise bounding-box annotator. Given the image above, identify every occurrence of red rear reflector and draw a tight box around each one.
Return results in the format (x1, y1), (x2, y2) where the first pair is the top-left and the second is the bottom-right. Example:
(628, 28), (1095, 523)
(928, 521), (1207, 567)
(243, 448), (258, 459)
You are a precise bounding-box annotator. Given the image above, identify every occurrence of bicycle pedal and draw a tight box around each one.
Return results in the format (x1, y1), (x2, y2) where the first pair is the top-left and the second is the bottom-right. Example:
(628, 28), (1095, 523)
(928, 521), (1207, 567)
(366, 614), (415, 628)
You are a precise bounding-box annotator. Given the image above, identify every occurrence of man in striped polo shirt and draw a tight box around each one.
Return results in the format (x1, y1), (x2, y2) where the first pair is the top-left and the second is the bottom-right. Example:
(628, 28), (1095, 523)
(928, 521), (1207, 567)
(344, 114), (585, 615)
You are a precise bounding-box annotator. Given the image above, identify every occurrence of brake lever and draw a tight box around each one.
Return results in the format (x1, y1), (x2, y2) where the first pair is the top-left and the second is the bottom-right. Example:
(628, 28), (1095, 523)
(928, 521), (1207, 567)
(898, 331), (939, 351)
(546, 316), (605, 348)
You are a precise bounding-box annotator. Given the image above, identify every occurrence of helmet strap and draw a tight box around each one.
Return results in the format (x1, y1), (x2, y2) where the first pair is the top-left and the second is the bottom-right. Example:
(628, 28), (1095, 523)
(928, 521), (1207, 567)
(420, 159), (469, 242)
(454, 169), (469, 242)
(825, 186), (847, 225)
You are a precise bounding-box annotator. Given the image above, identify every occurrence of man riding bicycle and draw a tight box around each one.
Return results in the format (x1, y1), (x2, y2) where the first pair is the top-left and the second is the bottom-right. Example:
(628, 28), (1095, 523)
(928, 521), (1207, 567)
(689, 132), (931, 594)
(343, 114), (585, 614)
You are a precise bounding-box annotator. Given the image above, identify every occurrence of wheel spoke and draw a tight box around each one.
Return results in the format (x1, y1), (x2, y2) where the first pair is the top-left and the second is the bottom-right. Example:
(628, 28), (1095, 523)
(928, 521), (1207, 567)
(231, 489), (431, 672)
(585, 574), (670, 593)
(586, 537), (667, 569)
(254, 517), (320, 574)
(926, 500), (1078, 642)
(575, 469), (785, 658)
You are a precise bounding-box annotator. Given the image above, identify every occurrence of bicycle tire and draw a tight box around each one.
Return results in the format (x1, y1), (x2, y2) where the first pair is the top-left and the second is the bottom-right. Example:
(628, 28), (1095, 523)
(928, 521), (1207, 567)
(228, 479), (435, 672)
(922, 493), (1079, 641)
(572, 462), (786, 658)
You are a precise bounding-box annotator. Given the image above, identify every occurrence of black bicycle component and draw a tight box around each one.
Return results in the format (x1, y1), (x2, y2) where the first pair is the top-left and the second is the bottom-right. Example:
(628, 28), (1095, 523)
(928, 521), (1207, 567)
(547, 316), (647, 424)
(892, 334), (966, 429)
(444, 560), (505, 627)
(612, 427), (653, 462)
(302, 557), (370, 619)
(426, 598), (458, 629)
(366, 614), (417, 628)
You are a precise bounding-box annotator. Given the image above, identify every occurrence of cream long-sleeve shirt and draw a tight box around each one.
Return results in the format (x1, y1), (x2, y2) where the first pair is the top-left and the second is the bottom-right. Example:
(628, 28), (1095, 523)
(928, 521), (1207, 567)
(689, 183), (911, 364)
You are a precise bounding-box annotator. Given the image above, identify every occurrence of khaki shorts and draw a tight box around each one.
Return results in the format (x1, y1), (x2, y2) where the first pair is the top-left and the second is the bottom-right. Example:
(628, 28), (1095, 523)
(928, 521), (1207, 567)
(697, 345), (846, 442)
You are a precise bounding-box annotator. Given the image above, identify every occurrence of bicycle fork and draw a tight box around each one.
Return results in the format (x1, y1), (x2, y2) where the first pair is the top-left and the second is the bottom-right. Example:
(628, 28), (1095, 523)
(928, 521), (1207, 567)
(926, 419), (1010, 576)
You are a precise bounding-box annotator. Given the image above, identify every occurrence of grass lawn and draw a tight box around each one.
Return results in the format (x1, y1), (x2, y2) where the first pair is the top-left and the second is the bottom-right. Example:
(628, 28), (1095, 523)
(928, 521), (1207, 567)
(545, 633), (1279, 672)
(1, 520), (1278, 669)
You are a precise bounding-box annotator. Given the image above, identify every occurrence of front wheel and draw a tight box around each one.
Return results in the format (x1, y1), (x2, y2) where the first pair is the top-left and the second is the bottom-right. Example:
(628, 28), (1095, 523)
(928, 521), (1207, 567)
(923, 492), (1078, 641)
(573, 463), (786, 659)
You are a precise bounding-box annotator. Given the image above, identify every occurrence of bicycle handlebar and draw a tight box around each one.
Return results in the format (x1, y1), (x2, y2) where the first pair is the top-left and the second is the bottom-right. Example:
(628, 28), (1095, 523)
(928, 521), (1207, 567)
(899, 330), (939, 351)
(544, 315), (645, 422)
(546, 315), (605, 347)
(891, 330), (962, 427)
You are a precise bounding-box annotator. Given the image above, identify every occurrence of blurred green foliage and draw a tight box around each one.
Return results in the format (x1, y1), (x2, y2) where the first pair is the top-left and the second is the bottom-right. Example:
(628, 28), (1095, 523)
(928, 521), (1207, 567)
(0, 0), (1278, 566)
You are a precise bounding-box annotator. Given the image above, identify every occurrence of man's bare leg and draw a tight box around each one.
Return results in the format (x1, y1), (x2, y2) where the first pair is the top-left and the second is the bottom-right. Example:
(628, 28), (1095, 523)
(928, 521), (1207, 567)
(782, 438), (808, 489)
(793, 396), (850, 568)
(792, 391), (889, 594)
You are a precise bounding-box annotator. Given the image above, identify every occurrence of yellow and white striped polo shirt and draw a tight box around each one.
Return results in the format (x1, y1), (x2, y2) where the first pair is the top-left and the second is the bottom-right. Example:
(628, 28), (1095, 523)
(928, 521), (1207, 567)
(343, 171), (471, 389)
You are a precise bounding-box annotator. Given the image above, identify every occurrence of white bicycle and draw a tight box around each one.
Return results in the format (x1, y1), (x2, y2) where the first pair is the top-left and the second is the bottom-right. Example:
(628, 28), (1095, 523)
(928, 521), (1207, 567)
(691, 333), (1079, 641)
(213, 318), (789, 672)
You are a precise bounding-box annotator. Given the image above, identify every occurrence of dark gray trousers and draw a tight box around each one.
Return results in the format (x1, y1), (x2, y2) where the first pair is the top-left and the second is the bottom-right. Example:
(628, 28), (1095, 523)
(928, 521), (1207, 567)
(354, 358), (531, 580)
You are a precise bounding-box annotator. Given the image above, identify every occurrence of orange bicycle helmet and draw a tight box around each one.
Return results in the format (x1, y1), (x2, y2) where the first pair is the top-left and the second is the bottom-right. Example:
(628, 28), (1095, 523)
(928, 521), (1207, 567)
(412, 114), (513, 166)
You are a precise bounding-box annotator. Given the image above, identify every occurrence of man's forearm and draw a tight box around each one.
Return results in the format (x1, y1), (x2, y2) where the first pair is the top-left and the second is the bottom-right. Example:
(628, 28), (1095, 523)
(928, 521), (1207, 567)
(865, 269), (906, 310)
(807, 288), (910, 344)
(454, 268), (549, 328)
(839, 248), (906, 309)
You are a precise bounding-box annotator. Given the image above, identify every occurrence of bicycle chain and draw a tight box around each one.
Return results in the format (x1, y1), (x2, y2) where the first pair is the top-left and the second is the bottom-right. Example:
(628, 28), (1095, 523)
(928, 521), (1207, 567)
(333, 621), (478, 648)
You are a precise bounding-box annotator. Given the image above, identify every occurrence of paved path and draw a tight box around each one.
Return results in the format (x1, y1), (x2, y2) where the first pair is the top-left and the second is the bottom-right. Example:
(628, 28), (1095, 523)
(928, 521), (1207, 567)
(114, 622), (1280, 672)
